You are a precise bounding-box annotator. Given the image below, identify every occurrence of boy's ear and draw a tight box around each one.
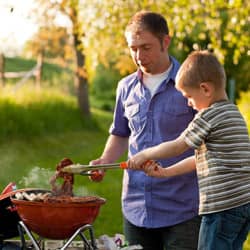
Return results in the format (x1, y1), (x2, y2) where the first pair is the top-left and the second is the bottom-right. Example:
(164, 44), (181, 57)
(200, 82), (213, 97)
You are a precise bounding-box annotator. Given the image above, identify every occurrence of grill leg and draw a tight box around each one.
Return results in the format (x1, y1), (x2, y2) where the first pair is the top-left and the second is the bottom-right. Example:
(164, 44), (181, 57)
(17, 221), (41, 250)
(60, 224), (97, 250)
(17, 223), (97, 250)
(17, 223), (27, 250)
(85, 225), (98, 250)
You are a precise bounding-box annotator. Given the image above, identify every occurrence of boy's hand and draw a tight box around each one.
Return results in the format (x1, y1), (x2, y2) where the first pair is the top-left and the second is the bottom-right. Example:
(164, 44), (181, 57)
(143, 161), (166, 178)
(127, 151), (149, 169)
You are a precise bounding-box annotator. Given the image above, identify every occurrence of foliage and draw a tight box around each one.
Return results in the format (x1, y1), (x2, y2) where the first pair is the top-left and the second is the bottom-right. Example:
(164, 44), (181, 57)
(24, 26), (74, 66)
(237, 90), (250, 133)
(90, 63), (120, 111)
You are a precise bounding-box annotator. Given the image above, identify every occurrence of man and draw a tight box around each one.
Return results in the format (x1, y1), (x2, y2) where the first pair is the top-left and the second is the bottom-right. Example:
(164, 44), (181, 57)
(90, 11), (200, 250)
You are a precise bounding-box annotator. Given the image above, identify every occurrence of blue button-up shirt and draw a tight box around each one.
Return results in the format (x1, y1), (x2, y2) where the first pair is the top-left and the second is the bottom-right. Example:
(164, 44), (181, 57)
(109, 56), (199, 228)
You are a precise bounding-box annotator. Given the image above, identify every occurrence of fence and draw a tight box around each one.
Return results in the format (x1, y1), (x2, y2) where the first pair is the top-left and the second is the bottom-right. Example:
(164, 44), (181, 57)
(0, 53), (43, 92)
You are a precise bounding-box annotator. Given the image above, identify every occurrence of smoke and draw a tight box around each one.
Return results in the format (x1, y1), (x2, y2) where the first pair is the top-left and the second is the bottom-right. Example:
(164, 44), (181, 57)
(18, 166), (94, 196)
(73, 185), (94, 197)
(18, 166), (54, 189)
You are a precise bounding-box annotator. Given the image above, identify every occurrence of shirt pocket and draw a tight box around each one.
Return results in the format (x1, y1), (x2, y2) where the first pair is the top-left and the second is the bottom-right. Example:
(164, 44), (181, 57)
(164, 102), (190, 116)
(154, 98), (193, 136)
(124, 103), (141, 132)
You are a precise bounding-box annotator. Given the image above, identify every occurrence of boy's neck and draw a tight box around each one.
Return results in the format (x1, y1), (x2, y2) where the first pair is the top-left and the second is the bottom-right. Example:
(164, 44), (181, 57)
(209, 90), (228, 106)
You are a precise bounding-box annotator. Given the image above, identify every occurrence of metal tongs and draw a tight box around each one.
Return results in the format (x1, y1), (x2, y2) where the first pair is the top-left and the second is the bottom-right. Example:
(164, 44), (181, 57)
(61, 162), (128, 175)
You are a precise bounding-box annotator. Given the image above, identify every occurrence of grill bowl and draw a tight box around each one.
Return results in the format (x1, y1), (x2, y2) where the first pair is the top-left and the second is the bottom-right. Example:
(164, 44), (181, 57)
(11, 189), (105, 240)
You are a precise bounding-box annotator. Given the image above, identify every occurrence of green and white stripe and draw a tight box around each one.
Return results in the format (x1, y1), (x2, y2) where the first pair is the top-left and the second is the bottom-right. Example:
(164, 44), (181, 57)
(183, 101), (250, 214)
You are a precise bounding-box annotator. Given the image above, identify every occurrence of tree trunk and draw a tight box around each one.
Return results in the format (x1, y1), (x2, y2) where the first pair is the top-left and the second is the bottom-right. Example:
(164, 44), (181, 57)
(73, 33), (90, 117)
(70, 3), (90, 118)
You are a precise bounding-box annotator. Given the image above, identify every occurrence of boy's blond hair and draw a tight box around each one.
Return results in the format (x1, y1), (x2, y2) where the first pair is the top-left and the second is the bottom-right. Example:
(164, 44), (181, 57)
(176, 50), (226, 90)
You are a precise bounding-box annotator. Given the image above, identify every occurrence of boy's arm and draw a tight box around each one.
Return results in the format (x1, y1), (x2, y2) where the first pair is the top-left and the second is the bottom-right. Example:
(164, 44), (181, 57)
(128, 136), (190, 169)
(144, 156), (196, 178)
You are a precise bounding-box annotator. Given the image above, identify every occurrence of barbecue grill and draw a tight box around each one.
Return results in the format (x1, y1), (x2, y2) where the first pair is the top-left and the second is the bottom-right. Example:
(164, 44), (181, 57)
(0, 189), (20, 242)
(10, 189), (106, 250)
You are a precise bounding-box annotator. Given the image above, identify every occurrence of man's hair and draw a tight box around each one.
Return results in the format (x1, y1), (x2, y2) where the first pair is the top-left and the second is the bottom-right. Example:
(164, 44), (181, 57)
(125, 11), (169, 42)
(176, 50), (226, 90)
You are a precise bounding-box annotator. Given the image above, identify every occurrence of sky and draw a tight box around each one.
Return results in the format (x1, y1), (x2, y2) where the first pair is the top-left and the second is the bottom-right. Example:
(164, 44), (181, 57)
(0, 0), (37, 55)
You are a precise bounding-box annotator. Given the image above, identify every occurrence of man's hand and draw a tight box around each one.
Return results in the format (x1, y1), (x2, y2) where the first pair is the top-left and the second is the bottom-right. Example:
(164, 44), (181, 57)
(88, 169), (105, 182)
(88, 158), (106, 182)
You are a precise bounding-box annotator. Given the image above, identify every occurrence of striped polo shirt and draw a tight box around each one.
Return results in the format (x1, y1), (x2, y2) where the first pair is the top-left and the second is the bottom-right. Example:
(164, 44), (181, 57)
(182, 100), (250, 214)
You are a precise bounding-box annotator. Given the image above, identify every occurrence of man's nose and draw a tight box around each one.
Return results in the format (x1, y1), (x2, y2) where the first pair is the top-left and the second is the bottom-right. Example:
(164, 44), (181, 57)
(136, 49), (144, 61)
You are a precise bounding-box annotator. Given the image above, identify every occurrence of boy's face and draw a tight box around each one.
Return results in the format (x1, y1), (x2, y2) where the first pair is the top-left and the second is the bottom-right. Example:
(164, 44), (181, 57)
(176, 83), (210, 111)
(126, 30), (170, 74)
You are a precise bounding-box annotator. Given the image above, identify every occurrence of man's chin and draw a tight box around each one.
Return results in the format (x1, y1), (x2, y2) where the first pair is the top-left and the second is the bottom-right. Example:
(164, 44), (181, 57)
(140, 66), (152, 74)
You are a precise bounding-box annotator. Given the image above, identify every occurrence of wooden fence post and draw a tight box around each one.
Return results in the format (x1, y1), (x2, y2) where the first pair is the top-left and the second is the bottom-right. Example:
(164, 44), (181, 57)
(0, 53), (5, 87)
(35, 52), (43, 88)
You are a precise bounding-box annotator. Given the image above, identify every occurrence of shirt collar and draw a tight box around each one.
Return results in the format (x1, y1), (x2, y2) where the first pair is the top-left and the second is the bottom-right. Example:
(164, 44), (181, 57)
(136, 56), (180, 85)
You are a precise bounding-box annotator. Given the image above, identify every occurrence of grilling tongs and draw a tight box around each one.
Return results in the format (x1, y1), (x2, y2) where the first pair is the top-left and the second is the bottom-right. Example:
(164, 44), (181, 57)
(61, 162), (128, 175)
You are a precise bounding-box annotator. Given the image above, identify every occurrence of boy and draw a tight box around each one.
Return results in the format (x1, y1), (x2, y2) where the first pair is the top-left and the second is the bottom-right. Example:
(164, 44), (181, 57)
(127, 50), (250, 250)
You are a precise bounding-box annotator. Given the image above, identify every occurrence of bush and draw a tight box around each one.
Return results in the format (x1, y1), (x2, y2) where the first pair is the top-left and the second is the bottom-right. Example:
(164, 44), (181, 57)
(237, 90), (250, 133)
(90, 64), (121, 111)
(0, 85), (96, 140)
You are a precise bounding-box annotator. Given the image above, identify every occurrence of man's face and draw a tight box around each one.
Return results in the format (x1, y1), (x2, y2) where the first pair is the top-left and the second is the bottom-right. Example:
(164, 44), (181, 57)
(126, 30), (170, 74)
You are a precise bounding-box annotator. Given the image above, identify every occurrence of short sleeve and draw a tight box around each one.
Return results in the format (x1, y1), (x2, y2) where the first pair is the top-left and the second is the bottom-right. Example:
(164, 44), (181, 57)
(182, 113), (211, 149)
(109, 80), (131, 137)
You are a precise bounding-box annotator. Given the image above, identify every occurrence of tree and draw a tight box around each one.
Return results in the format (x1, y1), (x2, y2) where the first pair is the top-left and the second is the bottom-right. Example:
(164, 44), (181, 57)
(29, 0), (91, 117)
(66, 1), (90, 116)
(25, 26), (73, 66)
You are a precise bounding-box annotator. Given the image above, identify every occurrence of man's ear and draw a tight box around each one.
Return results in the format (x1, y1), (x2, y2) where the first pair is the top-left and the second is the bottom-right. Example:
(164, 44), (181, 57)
(162, 35), (171, 50)
(200, 82), (213, 97)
